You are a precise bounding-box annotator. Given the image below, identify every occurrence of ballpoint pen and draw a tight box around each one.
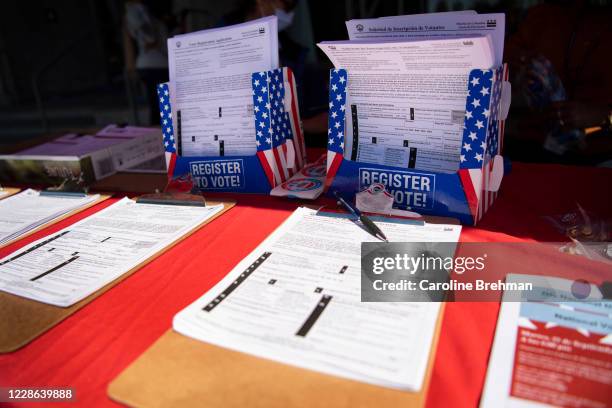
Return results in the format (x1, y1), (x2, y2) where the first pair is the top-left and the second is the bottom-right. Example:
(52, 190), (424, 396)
(333, 191), (388, 242)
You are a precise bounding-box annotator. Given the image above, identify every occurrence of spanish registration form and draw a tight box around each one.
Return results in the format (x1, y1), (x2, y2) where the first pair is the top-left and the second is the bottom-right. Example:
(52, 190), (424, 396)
(318, 36), (495, 173)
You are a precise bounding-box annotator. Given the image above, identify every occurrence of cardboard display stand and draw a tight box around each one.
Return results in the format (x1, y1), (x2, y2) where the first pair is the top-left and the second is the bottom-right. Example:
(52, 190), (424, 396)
(0, 199), (235, 353)
(158, 67), (308, 195)
(325, 65), (510, 225)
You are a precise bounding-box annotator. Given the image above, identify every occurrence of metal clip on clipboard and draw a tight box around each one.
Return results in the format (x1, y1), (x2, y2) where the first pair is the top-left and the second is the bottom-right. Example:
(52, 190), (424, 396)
(136, 173), (207, 207)
(135, 192), (207, 207)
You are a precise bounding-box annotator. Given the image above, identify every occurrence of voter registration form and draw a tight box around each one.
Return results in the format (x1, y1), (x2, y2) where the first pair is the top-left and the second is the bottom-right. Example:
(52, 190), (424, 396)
(0, 198), (224, 307)
(0, 189), (100, 247)
(167, 16), (278, 157)
(318, 37), (494, 173)
(174, 207), (461, 390)
(346, 12), (505, 65)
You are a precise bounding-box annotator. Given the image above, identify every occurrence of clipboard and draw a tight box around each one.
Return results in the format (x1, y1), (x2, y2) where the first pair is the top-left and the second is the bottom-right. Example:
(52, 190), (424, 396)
(108, 303), (444, 407)
(0, 195), (236, 353)
(0, 187), (20, 201)
(0, 191), (112, 250)
(107, 208), (457, 407)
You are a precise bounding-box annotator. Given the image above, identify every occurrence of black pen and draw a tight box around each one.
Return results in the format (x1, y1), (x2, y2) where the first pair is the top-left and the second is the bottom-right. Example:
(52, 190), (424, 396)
(333, 191), (388, 242)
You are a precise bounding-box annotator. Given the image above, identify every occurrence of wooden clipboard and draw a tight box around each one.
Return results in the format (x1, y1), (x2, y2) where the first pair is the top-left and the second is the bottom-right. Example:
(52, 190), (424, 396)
(107, 209), (455, 408)
(0, 199), (236, 353)
(0, 187), (20, 201)
(0, 192), (112, 250)
(108, 303), (445, 408)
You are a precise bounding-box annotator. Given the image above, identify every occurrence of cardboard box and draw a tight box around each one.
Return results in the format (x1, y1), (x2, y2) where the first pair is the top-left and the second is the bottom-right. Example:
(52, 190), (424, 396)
(0, 125), (165, 184)
(160, 67), (307, 194)
(324, 65), (511, 225)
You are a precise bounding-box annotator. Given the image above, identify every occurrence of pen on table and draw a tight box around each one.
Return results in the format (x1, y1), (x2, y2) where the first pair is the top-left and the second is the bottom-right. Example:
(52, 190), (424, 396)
(333, 191), (388, 242)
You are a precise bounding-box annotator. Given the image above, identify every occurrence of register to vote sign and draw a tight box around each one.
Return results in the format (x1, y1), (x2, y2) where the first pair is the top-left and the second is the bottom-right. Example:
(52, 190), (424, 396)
(190, 159), (245, 189)
(359, 168), (436, 210)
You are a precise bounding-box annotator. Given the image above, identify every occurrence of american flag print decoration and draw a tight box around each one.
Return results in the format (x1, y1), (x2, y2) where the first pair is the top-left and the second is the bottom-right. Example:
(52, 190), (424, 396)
(157, 82), (177, 177)
(460, 69), (493, 170)
(480, 65), (507, 220)
(284, 68), (307, 169)
(266, 68), (306, 176)
(157, 83), (176, 153)
(485, 67), (504, 162)
(252, 70), (290, 186)
(325, 69), (347, 189)
(267, 69), (288, 147)
(268, 69), (294, 178)
(458, 66), (506, 223)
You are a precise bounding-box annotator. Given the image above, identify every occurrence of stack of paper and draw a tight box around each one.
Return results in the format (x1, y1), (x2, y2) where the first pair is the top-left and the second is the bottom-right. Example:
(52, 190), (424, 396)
(345, 11), (504, 64)
(166, 16), (279, 157)
(173, 207), (461, 390)
(0, 189), (100, 247)
(318, 12), (505, 173)
(0, 198), (225, 307)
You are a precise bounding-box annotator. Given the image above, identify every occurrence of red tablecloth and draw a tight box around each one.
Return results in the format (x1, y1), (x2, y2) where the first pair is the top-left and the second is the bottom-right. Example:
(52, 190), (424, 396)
(0, 162), (610, 408)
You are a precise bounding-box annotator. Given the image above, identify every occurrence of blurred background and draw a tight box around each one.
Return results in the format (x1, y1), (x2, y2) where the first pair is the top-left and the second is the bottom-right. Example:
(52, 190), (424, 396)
(0, 0), (610, 165)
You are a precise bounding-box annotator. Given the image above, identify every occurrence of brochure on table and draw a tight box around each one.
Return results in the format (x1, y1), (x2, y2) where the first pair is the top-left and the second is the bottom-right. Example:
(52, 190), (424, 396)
(481, 274), (611, 408)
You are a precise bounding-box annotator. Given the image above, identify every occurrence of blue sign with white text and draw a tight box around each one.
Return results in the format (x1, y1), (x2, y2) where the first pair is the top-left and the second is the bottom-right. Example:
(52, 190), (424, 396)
(190, 159), (245, 190)
(358, 168), (436, 210)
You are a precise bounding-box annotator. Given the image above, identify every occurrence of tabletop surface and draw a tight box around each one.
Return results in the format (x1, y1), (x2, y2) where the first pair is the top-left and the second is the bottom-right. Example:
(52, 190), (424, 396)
(0, 159), (610, 408)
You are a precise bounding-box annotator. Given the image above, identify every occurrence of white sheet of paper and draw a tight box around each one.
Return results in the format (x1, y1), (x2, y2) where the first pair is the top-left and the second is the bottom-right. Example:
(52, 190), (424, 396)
(346, 13), (505, 65)
(0, 197), (224, 307)
(481, 274), (610, 408)
(167, 16), (278, 157)
(376, 11), (477, 19)
(174, 207), (461, 390)
(318, 37), (494, 173)
(0, 189), (100, 246)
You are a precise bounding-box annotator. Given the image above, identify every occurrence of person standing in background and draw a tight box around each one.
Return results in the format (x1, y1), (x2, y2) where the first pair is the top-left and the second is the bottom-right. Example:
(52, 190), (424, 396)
(221, 0), (330, 146)
(123, 0), (173, 124)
